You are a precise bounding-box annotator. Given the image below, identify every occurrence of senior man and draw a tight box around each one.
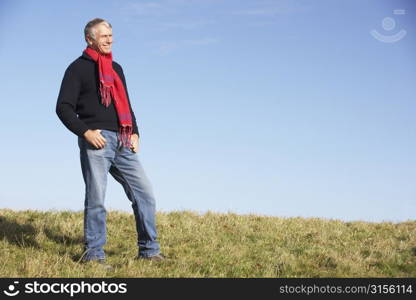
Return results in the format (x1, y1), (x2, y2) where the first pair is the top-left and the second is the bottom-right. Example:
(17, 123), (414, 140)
(56, 18), (164, 264)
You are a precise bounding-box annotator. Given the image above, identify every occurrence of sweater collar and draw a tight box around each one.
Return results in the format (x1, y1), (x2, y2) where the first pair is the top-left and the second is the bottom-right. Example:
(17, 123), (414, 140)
(82, 51), (94, 61)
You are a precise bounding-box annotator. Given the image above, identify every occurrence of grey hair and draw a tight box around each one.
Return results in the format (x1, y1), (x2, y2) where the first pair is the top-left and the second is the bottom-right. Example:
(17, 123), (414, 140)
(84, 18), (112, 42)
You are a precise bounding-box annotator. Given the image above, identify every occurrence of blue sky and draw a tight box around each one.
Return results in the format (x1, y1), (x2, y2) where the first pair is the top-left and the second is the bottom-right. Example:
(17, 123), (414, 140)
(0, 0), (415, 222)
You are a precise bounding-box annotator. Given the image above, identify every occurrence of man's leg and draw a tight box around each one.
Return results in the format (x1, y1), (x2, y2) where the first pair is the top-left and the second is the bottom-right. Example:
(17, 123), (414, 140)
(78, 132), (115, 261)
(109, 144), (160, 258)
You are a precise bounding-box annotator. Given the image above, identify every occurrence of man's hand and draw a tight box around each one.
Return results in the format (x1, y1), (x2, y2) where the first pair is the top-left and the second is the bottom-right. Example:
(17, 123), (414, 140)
(83, 129), (107, 149)
(130, 133), (139, 153)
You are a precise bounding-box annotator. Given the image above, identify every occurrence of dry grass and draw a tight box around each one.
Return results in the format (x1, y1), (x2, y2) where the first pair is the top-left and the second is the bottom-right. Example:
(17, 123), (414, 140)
(0, 209), (415, 277)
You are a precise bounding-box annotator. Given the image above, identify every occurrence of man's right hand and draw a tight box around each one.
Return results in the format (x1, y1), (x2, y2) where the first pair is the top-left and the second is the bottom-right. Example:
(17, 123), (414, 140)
(83, 129), (107, 149)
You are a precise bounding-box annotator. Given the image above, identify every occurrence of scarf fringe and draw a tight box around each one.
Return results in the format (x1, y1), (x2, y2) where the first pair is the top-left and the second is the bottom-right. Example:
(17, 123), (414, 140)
(118, 126), (133, 148)
(100, 85), (112, 107)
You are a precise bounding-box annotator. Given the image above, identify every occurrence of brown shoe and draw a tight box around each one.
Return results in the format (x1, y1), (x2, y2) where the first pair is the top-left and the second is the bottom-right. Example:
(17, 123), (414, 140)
(82, 259), (114, 271)
(137, 253), (166, 261)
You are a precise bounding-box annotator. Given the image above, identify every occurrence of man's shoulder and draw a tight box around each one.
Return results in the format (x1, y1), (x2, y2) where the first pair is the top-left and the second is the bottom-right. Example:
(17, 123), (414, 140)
(112, 60), (123, 73)
(65, 56), (94, 73)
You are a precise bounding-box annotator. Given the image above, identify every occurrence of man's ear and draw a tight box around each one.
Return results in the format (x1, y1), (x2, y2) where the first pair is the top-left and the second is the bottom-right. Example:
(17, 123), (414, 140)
(86, 36), (94, 46)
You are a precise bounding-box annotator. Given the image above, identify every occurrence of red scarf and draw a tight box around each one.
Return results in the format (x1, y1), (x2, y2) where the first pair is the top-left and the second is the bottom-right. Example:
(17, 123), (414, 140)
(83, 47), (133, 148)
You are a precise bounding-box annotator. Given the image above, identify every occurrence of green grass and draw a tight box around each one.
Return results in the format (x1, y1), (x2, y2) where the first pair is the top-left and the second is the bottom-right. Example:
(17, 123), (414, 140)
(0, 209), (415, 277)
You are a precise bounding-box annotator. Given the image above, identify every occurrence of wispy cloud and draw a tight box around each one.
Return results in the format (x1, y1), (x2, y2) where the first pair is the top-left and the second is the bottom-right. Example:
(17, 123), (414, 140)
(150, 37), (219, 55)
(183, 37), (218, 45)
(156, 19), (216, 31)
(119, 0), (216, 31)
(157, 41), (179, 55)
(120, 1), (173, 17)
(231, 0), (309, 17)
(232, 9), (280, 16)
(117, 1), (220, 55)
(119, 0), (220, 18)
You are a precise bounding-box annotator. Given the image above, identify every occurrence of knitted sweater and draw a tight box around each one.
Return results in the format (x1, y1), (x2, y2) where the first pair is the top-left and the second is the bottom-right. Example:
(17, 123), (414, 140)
(56, 52), (139, 138)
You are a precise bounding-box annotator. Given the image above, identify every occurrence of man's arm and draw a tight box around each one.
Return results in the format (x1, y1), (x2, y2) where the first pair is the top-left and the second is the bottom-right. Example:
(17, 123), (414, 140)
(56, 67), (90, 137)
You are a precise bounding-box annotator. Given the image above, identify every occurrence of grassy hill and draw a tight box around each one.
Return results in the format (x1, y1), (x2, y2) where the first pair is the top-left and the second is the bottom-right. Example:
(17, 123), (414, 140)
(0, 209), (415, 277)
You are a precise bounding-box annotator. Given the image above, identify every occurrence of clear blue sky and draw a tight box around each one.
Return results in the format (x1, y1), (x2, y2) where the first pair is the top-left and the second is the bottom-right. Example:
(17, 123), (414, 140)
(0, 0), (415, 222)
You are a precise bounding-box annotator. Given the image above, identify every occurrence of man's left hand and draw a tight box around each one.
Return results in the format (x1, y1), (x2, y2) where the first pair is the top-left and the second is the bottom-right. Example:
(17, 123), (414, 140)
(130, 134), (139, 153)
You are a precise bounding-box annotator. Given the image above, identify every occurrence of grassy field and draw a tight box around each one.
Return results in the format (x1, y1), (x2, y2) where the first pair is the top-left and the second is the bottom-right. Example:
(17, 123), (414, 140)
(0, 209), (415, 277)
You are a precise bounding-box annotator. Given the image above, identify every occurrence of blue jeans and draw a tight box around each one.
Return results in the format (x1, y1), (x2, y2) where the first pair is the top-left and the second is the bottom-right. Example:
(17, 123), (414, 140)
(78, 129), (160, 260)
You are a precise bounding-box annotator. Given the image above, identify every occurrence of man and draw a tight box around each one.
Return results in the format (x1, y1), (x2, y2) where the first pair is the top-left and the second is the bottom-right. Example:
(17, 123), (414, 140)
(56, 18), (164, 264)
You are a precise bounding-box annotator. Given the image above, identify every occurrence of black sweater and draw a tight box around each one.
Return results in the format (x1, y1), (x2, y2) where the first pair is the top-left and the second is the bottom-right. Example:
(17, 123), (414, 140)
(56, 52), (139, 138)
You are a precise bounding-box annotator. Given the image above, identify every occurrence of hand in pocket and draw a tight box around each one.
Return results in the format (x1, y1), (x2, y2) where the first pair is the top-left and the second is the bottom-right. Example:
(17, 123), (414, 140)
(83, 129), (107, 149)
(130, 134), (139, 153)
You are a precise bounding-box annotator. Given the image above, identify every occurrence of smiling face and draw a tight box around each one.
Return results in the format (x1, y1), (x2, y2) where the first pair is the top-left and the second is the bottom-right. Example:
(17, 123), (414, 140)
(87, 23), (113, 55)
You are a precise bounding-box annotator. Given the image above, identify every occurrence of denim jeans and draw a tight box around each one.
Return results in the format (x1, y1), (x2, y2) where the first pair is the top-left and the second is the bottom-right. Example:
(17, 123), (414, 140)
(78, 129), (160, 260)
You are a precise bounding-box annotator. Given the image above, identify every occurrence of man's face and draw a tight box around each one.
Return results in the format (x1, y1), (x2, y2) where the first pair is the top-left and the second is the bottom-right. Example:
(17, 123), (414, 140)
(89, 23), (113, 54)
